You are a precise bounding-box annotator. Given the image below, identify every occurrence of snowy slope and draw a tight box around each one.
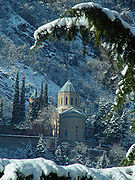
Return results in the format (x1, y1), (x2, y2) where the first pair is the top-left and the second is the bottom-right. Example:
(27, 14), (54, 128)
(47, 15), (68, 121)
(0, 63), (60, 120)
(0, 0), (135, 119)
(0, 158), (135, 180)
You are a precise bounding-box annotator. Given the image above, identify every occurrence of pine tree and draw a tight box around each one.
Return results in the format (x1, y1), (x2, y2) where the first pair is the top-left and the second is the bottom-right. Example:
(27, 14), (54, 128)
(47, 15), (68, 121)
(36, 134), (47, 153)
(96, 151), (110, 168)
(44, 82), (48, 107)
(55, 145), (64, 165)
(12, 71), (20, 126)
(20, 74), (25, 122)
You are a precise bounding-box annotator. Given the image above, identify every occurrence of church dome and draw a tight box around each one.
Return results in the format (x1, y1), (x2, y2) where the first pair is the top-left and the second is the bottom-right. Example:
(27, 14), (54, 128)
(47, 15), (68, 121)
(58, 80), (76, 93)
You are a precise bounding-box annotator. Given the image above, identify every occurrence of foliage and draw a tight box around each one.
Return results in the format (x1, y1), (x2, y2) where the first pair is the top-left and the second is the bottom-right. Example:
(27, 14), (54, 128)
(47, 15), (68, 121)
(12, 72), (27, 126)
(30, 2), (135, 121)
(94, 97), (129, 144)
(12, 71), (20, 126)
(55, 145), (69, 165)
(44, 82), (48, 107)
(32, 104), (56, 134)
(39, 80), (44, 110)
(0, 99), (3, 123)
(20, 74), (26, 122)
(109, 143), (126, 166)
(96, 151), (110, 168)
(36, 134), (47, 154)
(119, 144), (135, 167)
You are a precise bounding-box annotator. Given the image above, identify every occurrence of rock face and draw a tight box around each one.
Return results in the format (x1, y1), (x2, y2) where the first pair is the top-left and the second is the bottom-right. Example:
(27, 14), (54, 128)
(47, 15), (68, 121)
(0, 0), (134, 120)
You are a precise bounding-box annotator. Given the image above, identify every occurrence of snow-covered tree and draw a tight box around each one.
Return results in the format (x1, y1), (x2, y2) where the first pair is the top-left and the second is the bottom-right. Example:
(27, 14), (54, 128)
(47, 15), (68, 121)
(36, 134), (47, 154)
(96, 151), (110, 168)
(36, 134), (54, 159)
(23, 140), (35, 158)
(32, 104), (56, 135)
(119, 144), (135, 166)
(30, 2), (135, 125)
(69, 142), (92, 167)
(109, 143), (126, 166)
(55, 144), (69, 165)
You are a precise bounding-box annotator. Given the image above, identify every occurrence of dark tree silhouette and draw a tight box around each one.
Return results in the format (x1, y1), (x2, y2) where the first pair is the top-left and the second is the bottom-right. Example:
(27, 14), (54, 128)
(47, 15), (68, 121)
(12, 71), (20, 126)
(20, 74), (26, 122)
(44, 82), (48, 108)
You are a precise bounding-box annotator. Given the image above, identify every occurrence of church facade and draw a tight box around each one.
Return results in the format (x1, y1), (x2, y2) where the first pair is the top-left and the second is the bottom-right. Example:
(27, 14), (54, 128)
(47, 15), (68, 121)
(52, 80), (86, 141)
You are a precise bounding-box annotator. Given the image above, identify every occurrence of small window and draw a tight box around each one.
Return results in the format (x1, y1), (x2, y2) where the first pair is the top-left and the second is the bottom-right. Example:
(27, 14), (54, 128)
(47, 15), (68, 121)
(65, 130), (68, 137)
(71, 97), (73, 105)
(75, 98), (78, 106)
(61, 97), (63, 105)
(66, 97), (68, 105)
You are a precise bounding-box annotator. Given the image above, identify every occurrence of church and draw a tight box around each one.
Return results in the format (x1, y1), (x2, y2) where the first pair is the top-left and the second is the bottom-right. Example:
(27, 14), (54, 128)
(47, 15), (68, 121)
(52, 80), (86, 141)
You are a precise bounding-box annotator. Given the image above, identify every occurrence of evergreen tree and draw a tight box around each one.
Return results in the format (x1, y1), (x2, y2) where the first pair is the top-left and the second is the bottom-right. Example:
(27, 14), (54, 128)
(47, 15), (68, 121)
(34, 88), (39, 119)
(24, 140), (35, 158)
(20, 74), (25, 122)
(119, 144), (135, 167)
(39, 80), (43, 109)
(36, 134), (47, 153)
(12, 71), (20, 126)
(43, 82), (48, 107)
(0, 98), (3, 120)
(119, 110), (129, 139)
(96, 151), (110, 168)
(55, 145), (64, 165)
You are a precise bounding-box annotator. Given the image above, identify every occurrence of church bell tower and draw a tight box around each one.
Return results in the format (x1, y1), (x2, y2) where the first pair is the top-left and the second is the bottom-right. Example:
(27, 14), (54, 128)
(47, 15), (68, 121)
(58, 80), (79, 112)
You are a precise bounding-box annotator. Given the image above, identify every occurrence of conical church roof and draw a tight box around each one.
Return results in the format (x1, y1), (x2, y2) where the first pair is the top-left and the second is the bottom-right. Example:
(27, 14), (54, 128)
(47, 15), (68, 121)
(58, 80), (76, 93)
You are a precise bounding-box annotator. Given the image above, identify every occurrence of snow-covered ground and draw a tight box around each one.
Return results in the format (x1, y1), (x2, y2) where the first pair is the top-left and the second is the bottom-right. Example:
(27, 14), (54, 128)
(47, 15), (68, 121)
(0, 158), (135, 180)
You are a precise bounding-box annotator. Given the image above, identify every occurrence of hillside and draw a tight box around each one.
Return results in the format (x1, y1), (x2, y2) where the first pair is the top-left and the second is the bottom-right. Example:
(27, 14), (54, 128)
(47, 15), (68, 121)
(0, 0), (134, 121)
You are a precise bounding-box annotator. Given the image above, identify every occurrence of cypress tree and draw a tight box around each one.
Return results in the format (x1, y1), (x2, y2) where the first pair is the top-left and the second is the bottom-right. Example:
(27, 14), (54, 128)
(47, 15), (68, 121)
(20, 74), (25, 122)
(0, 98), (3, 120)
(44, 82), (48, 107)
(12, 71), (20, 126)
(39, 80), (43, 109)
(33, 88), (39, 119)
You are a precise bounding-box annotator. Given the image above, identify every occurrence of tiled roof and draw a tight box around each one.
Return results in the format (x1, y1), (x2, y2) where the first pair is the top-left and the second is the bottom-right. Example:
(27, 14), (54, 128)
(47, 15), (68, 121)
(58, 80), (76, 93)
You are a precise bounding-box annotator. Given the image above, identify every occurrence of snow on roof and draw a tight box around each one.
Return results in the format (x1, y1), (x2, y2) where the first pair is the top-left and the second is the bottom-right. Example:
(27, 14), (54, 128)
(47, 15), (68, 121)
(0, 158), (135, 180)
(58, 80), (76, 93)
(60, 107), (86, 117)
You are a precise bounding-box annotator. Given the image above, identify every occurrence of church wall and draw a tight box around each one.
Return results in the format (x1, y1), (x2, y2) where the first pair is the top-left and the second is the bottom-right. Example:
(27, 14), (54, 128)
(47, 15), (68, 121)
(59, 112), (85, 141)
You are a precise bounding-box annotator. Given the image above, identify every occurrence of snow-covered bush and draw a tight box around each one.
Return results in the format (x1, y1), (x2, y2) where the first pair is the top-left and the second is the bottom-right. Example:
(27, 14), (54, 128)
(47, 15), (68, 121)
(0, 158), (135, 179)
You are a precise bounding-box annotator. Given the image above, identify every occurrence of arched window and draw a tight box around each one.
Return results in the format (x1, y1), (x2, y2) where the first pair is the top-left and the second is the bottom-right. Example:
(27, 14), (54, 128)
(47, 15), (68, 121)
(71, 97), (73, 105)
(61, 97), (63, 105)
(66, 97), (68, 105)
(65, 130), (68, 137)
(75, 98), (78, 106)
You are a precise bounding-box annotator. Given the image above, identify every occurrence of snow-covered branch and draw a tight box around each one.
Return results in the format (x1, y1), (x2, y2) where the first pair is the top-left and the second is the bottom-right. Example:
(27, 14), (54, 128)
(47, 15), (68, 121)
(31, 2), (135, 51)
(30, 1), (135, 115)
